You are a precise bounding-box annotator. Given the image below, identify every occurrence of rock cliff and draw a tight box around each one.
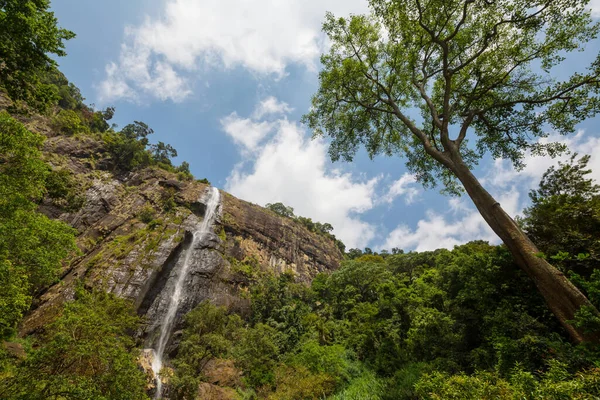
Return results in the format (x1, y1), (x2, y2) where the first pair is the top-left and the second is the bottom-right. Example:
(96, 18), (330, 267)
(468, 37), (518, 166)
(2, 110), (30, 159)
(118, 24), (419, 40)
(11, 107), (343, 350)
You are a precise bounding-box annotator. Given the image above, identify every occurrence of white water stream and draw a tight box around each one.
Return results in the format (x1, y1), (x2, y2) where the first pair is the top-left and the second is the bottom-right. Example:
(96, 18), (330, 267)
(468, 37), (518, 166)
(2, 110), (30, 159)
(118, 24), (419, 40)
(151, 187), (220, 398)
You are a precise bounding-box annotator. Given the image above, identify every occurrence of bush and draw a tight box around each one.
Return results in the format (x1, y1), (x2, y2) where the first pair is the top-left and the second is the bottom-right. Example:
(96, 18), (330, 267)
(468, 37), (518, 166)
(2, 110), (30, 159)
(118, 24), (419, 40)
(290, 340), (352, 384)
(233, 323), (281, 388)
(103, 131), (152, 171)
(45, 168), (85, 211)
(328, 369), (386, 400)
(170, 302), (242, 400)
(269, 365), (337, 399)
(176, 161), (194, 181)
(414, 363), (600, 400)
(0, 112), (77, 339)
(137, 204), (156, 224)
(0, 288), (148, 399)
(53, 109), (89, 135)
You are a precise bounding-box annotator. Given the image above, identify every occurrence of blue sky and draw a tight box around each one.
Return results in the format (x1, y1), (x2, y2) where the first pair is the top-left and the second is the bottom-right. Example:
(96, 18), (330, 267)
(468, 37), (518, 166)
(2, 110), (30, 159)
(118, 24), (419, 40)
(50, 0), (600, 251)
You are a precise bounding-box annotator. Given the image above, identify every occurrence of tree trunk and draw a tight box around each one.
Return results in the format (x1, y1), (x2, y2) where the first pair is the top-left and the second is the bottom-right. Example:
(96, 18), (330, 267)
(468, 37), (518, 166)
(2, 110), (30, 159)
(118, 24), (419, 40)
(449, 155), (596, 343)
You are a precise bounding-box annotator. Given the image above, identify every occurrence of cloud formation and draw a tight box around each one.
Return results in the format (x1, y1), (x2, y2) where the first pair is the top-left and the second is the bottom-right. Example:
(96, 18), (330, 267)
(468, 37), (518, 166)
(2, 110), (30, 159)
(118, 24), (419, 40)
(591, 0), (600, 17)
(382, 131), (600, 252)
(381, 173), (420, 205)
(98, 0), (368, 102)
(222, 99), (378, 249)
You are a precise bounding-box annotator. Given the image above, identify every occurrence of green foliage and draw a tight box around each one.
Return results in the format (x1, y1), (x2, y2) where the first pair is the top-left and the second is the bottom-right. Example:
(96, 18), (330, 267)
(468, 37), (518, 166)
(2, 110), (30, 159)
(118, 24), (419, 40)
(197, 178), (211, 185)
(87, 107), (115, 133)
(230, 256), (261, 283)
(150, 141), (177, 166)
(0, 288), (148, 399)
(303, 0), (600, 193)
(137, 204), (156, 224)
(383, 362), (431, 400)
(161, 188), (177, 212)
(303, 1), (600, 345)
(0, 0), (75, 112)
(164, 240), (600, 398)
(45, 168), (85, 211)
(171, 301), (282, 394)
(176, 161), (194, 181)
(0, 111), (47, 205)
(269, 365), (337, 399)
(522, 154), (600, 277)
(104, 130), (152, 171)
(266, 202), (295, 218)
(103, 121), (185, 173)
(170, 301), (242, 399)
(250, 272), (312, 353)
(291, 340), (351, 380)
(57, 82), (84, 110)
(327, 369), (386, 400)
(0, 260), (30, 340)
(233, 323), (281, 388)
(53, 109), (90, 135)
(0, 112), (77, 339)
(414, 362), (600, 400)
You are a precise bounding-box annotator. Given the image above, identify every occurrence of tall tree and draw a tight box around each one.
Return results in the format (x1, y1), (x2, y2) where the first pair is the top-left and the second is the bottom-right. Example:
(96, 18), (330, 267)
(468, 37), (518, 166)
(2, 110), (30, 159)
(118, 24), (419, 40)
(303, 0), (600, 342)
(0, 111), (77, 338)
(0, 0), (75, 111)
(521, 154), (600, 277)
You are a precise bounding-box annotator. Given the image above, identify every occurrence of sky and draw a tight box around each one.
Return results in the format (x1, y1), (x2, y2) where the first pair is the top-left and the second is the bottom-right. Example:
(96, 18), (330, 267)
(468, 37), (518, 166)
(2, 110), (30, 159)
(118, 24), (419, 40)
(50, 0), (600, 251)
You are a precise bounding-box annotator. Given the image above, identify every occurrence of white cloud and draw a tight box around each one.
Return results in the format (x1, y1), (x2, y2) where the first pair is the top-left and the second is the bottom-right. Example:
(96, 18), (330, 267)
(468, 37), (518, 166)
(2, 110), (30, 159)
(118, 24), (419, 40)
(590, 0), (600, 17)
(381, 173), (420, 204)
(252, 97), (294, 119)
(488, 131), (600, 191)
(220, 114), (275, 152)
(99, 0), (368, 102)
(221, 98), (294, 151)
(97, 37), (192, 103)
(382, 190), (520, 252)
(382, 131), (600, 252)
(97, 63), (135, 102)
(223, 100), (378, 249)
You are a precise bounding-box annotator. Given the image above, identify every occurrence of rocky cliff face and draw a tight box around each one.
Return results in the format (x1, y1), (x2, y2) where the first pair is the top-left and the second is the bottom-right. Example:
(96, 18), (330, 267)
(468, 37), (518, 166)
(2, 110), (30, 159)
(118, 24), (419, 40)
(16, 111), (343, 350)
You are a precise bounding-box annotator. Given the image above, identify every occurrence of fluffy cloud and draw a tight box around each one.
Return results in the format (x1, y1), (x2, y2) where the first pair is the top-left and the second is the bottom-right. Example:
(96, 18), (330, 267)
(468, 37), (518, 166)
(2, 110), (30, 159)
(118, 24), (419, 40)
(381, 173), (420, 205)
(487, 132), (600, 191)
(382, 131), (600, 252)
(220, 114), (275, 152)
(223, 99), (378, 249)
(98, 0), (368, 102)
(220, 98), (294, 151)
(382, 190), (520, 252)
(591, 0), (600, 17)
(252, 97), (293, 119)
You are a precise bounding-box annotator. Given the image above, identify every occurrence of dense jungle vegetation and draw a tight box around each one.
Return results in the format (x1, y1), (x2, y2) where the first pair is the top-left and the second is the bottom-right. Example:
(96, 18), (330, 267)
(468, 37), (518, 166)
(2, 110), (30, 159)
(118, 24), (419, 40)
(2, 0), (600, 399)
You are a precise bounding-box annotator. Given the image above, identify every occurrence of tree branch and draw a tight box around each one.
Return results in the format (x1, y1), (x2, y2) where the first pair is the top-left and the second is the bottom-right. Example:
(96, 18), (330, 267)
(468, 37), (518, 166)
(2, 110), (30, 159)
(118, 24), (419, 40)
(455, 110), (476, 148)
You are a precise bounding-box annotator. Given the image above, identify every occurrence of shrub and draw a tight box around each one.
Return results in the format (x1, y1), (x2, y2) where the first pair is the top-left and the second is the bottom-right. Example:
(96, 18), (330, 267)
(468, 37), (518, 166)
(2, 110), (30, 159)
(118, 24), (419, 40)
(53, 109), (89, 135)
(413, 363), (600, 400)
(176, 161), (194, 181)
(328, 369), (386, 400)
(45, 168), (85, 211)
(233, 323), (281, 388)
(0, 288), (148, 399)
(103, 131), (152, 171)
(269, 365), (337, 400)
(170, 301), (242, 400)
(137, 204), (155, 224)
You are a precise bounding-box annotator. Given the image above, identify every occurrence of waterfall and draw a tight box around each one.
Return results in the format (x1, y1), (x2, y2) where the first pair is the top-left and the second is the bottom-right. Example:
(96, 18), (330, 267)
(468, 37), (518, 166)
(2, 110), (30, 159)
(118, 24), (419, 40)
(150, 186), (220, 398)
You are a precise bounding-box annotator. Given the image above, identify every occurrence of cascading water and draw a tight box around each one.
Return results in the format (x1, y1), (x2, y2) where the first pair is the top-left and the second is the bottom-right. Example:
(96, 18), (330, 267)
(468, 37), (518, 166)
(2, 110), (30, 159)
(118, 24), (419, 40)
(150, 187), (220, 398)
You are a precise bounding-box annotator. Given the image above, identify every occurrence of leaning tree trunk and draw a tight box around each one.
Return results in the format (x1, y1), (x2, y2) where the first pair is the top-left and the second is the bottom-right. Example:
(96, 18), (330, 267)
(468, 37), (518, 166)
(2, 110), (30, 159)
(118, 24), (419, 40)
(448, 154), (597, 343)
